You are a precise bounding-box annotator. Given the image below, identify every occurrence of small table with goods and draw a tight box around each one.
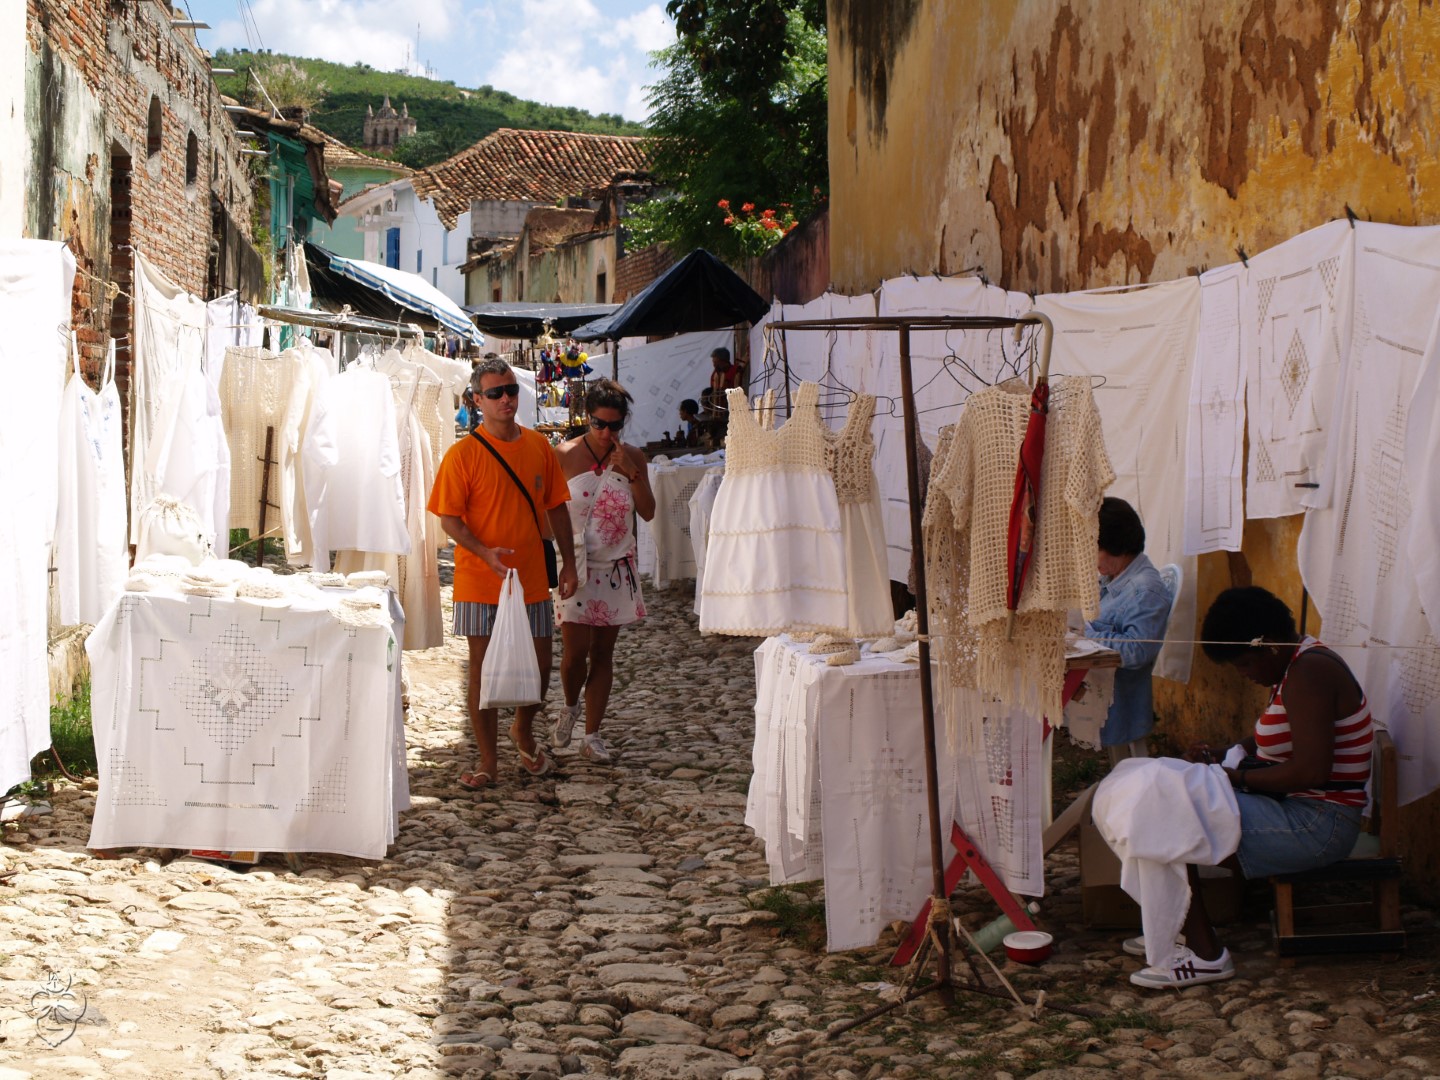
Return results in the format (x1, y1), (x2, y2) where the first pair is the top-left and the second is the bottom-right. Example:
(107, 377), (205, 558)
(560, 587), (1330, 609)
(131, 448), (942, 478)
(746, 632), (1118, 953)
(85, 576), (409, 862)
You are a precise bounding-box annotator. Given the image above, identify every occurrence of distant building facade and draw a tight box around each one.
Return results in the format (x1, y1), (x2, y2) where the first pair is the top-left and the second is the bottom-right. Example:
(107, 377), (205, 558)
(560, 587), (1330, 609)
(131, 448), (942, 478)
(362, 97), (416, 152)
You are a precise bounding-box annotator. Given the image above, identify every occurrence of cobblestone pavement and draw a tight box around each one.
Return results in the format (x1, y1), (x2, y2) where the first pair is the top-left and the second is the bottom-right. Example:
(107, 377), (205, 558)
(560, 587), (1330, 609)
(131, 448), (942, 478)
(1, 575), (1438, 1079)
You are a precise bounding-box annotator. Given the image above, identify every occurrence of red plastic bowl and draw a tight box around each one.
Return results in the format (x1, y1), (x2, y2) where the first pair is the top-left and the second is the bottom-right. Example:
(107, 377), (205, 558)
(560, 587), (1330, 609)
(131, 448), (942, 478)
(1003, 930), (1053, 964)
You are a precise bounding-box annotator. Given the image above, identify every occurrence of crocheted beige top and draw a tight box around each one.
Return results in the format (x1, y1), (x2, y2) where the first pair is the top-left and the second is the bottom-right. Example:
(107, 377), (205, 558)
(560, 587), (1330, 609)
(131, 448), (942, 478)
(824, 392), (878, 504)
(724, 382), (831, 474)
(927, 376), (1114, 720)
(935, 376), (1114, 627)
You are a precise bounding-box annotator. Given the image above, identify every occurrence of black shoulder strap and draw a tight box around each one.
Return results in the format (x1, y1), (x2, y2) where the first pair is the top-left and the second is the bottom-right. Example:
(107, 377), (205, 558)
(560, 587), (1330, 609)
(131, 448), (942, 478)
(471, 428), (543, 535)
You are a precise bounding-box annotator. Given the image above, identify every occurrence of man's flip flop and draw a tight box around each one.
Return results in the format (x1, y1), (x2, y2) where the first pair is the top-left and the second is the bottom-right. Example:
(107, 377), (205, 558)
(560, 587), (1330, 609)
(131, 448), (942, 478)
(516, 745), (554, 777)
(458, 770), (494, 791)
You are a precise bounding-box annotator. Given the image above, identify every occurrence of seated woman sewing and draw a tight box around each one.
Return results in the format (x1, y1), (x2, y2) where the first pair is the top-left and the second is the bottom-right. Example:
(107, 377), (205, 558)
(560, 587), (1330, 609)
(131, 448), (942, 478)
(1124, 585), (1370, 988)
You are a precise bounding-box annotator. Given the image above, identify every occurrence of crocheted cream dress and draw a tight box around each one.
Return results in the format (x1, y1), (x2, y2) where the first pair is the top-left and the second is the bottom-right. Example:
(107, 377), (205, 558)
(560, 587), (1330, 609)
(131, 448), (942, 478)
(825, 393), (893, 638)
(932, 376), (1115, 719)
(699, 381), (848, 636)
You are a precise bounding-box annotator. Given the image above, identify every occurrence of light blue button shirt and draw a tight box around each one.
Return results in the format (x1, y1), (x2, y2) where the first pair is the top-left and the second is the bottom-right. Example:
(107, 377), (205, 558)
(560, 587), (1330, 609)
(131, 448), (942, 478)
(1084, 552), (1172, 747)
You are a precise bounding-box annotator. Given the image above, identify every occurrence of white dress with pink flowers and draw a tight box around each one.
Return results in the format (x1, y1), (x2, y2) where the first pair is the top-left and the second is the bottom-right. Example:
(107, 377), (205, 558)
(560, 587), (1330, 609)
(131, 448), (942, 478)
(556, 462), (647, 627)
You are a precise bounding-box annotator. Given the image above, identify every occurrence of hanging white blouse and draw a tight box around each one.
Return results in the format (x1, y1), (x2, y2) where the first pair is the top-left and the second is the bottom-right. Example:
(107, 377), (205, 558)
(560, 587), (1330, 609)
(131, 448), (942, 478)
(302, 365), (410, 563)
(56, 337), (129, 625)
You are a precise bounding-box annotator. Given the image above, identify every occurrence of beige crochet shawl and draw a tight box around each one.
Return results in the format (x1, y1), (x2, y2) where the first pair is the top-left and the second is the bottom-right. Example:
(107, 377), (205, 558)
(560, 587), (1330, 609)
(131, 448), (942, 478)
(929, 376), (1114, 719)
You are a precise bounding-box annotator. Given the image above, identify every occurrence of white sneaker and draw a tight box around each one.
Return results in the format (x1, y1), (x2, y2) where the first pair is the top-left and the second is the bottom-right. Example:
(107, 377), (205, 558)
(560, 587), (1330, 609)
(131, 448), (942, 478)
(578, 732), (612, 763)
(552, 702), (580, 749)
(1122, 933), (1185, 957)
(1129, 945), (1235, 989)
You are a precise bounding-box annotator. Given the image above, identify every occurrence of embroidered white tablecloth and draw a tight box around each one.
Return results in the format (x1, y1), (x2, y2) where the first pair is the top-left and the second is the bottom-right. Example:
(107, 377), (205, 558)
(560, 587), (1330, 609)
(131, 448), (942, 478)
(747, 636), (1046, 952)
(86, 590), (408, 859)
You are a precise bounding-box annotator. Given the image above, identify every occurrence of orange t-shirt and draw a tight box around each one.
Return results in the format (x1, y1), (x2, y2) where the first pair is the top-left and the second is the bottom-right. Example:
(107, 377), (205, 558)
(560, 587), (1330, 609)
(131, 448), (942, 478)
(427, 426), (569, 604)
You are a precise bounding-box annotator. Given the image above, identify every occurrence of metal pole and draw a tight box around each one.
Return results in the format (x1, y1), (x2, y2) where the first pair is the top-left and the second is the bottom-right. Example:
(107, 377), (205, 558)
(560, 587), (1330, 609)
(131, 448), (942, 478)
(612, 340), (619, 381)
(779, 329), (794, 418)
(897, 324), (952, 996)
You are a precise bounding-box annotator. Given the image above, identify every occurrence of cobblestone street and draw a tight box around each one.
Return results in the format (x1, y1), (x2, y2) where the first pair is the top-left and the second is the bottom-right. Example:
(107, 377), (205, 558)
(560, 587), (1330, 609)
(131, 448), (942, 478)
(0, 578), (1437, 1079)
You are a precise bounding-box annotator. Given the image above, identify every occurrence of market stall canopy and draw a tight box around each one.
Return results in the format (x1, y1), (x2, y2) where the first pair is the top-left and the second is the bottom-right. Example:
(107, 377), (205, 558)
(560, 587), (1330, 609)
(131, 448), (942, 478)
(306, 243), (483, 344)
(463, 301), (619, 340)
(570, 249), (767, 342)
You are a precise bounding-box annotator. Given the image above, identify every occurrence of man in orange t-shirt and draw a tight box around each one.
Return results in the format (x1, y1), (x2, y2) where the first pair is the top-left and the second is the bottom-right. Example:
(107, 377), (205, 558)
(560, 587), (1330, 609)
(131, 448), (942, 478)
(428, 357), (577, 789)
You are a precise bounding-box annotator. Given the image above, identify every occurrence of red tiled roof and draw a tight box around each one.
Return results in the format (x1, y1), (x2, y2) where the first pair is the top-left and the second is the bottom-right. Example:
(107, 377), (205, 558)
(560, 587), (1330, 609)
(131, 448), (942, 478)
(320, 132), (411, 176)
(411, 128), (651, 230)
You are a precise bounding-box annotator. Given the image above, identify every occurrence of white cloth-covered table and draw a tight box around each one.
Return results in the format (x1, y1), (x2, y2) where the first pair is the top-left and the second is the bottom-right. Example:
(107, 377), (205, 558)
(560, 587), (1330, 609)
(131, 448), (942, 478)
(746, 636), (1047, 951)
(86, 590), (409, 859)
(641, 458), (722, 588)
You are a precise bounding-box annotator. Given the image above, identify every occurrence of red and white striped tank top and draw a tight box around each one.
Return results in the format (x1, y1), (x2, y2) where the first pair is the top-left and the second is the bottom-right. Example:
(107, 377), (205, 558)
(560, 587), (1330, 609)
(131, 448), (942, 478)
(1255, 637), (1372, 807)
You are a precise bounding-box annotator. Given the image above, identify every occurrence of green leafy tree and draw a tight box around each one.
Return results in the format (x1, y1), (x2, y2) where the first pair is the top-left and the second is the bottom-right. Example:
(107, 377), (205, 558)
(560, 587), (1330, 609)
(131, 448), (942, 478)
(638, 0), (827, 260)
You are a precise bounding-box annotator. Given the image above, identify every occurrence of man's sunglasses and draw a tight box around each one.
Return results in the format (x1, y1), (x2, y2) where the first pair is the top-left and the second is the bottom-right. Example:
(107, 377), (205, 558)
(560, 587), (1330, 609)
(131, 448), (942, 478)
(589, 416), (625, 431)
(479, 383), (520, 400)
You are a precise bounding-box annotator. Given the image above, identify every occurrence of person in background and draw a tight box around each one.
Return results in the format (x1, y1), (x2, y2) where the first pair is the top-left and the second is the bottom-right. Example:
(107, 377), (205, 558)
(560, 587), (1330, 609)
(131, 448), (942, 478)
(1124, 586), (1370, 988)
(1084, 497), (1173, 763)
(553, 380), (656, 762)
(428, 358), (579, 790)
(678, 399), (700, 445)
(709, 346), (744, 395)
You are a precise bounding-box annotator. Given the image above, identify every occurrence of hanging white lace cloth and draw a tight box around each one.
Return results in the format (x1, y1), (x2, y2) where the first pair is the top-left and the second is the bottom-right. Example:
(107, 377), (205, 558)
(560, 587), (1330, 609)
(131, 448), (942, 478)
(56, 336), (128, 625)
(1186, 262), (1246, 555)
(1241, 219), (1354, 518)
(1299, 221), (1440, 805)
(1037, 277), (1200, 683)
(222, 345), (310, 540)
(0, 239), (75, 794)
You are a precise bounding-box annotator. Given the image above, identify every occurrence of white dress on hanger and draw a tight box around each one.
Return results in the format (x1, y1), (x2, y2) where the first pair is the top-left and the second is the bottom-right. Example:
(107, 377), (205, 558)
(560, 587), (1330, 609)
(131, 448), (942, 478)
(700, 381), (848, 636)
(56, 338), (128, 625)
(221, 345), (310, 543)
(825, 393), (892, 637)
(336, 356), (443, 650)
(302, 365), (410, 564)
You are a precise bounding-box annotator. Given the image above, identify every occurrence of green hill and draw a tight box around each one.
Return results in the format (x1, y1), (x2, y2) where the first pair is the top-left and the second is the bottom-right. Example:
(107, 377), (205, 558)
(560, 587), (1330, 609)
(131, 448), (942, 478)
(213, 51), (647, 167)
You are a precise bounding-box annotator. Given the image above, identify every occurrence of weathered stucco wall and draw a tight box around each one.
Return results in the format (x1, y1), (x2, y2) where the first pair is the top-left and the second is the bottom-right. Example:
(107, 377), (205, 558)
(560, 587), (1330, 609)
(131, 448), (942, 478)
(828, 0), (1440, 889)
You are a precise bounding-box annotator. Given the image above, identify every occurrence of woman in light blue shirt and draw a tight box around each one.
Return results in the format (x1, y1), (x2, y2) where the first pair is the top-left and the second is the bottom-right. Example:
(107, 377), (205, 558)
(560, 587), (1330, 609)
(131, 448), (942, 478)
(1085, 497), (1173, 762)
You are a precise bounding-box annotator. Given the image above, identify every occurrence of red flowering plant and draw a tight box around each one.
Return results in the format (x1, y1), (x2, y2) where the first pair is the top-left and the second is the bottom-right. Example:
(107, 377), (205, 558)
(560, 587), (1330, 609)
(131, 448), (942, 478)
(717, 198), (799, 256)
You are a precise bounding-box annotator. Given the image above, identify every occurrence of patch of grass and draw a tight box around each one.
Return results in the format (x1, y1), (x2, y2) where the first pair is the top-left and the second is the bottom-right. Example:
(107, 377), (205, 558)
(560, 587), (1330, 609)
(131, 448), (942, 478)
(747, 883), (827, 947)
(39, 679), (96, 778)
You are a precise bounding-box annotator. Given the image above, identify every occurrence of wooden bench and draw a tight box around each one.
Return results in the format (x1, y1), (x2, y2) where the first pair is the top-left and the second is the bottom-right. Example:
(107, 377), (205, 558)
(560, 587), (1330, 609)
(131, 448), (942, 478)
(1270, 730), (1405, 957)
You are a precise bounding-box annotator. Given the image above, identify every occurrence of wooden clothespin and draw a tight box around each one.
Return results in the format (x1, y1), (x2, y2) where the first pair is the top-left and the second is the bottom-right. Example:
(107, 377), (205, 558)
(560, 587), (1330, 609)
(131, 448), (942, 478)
(1344, 204), (1359, 229)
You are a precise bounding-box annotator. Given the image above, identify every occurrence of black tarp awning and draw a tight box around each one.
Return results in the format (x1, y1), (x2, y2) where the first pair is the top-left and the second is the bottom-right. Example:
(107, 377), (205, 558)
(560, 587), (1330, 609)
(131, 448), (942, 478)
(462, 301), (620, 339)
(570, 249), (767, 341)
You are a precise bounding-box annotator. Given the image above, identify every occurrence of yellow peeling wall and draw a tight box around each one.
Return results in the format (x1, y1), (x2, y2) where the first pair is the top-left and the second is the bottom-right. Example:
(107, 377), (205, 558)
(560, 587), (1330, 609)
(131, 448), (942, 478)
(828, 0), (1440, 890)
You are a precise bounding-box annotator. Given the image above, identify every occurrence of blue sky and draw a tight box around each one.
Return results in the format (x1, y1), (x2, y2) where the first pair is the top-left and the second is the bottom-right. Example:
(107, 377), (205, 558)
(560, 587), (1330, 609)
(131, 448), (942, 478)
(181, 0), (676, 121)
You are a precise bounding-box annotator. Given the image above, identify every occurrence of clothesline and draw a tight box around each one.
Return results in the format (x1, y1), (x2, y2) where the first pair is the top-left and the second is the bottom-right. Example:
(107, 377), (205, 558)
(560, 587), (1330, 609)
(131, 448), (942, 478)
(911, 631), (1440, 652)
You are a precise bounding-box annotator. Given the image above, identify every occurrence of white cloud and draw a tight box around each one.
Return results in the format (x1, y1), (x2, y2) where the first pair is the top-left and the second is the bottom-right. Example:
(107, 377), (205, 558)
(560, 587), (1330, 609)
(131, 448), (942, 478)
(209, 0), (468, 76)
(481, 0), (672, 120)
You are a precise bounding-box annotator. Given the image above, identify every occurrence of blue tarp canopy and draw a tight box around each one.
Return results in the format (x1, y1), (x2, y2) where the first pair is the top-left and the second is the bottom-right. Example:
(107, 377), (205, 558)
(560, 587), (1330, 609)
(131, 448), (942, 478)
(311, 245), (483, 344)
(570, 249), (767, 342)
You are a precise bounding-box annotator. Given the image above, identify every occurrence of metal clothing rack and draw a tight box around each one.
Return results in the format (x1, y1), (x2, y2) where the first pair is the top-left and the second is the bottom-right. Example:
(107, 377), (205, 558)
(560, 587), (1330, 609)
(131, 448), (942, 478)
(766, 313), (1058, 1027)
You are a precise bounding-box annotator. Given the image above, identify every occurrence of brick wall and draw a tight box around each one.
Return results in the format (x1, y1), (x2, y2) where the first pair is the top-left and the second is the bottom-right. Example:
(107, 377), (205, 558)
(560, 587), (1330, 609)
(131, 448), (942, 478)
(613, 243), (675, 304)
(24, 0), (257, 385)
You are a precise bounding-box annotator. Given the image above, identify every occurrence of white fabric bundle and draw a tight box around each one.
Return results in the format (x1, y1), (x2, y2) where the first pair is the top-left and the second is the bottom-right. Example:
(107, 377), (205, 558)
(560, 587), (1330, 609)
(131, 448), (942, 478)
(1092, 758), (1240, 970)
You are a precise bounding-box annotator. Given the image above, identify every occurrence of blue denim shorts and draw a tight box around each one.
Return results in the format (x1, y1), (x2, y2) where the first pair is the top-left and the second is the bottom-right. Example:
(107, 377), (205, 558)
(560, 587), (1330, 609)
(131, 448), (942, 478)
(1234, 794), (1363, 879)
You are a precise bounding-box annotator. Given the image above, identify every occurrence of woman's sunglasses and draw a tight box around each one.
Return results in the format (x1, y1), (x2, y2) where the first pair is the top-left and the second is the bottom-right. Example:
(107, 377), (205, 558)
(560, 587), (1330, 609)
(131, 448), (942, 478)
(479, 383), (521, 400)
(589, 417), (625, 431)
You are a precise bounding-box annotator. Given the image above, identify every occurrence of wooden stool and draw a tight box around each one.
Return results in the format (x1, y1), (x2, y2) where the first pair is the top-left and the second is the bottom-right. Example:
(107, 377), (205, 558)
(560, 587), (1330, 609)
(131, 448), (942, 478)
(1270, 730), (1404, 957)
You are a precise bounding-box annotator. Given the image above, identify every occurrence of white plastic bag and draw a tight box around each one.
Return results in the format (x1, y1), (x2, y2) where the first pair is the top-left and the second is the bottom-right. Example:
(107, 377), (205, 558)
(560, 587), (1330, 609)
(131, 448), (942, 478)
(478, 569), (542, 708)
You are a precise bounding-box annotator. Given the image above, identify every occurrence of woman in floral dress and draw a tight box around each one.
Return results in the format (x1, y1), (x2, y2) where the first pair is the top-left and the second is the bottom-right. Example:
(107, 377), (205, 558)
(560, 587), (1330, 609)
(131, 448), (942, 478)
(553, 380), (656, 761)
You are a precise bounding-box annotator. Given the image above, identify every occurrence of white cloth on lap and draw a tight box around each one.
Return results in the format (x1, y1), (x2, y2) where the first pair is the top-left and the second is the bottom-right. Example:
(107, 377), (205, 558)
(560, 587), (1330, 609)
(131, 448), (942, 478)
(1092, 757), (1240, 970)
